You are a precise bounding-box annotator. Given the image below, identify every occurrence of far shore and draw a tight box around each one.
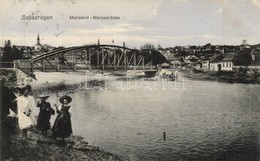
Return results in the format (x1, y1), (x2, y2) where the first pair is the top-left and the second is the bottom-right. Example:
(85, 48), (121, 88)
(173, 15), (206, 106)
(174, 68), (260, 84)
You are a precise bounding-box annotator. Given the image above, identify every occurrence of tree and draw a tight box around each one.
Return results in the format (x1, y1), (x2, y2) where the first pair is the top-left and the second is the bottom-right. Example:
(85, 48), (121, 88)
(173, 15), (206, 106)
(140, 43), (155, 50)
(151, 50), (166, 65)
(1, 46), (24, 62)
(4, 40), (11, 47)
(233, 48), (252, 66)
(139, 49), (166, 65)
(157, 44), (162, 49)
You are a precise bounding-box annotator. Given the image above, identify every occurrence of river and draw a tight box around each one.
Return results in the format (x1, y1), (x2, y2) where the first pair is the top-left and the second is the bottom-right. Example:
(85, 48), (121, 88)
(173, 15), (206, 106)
(47, 77), (260, 161)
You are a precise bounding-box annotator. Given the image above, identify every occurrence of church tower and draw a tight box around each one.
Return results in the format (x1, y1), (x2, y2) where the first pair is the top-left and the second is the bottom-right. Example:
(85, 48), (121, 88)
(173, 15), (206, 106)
(37, 33), (40, 45)
(34, 33), (42, 51)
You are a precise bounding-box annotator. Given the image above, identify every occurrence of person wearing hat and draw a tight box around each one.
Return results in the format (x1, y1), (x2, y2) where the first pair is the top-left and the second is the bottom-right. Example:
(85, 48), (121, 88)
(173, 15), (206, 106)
(16, 85), (37, 138)
(52, 95), (73, 141)
(36, 94), (55, 136)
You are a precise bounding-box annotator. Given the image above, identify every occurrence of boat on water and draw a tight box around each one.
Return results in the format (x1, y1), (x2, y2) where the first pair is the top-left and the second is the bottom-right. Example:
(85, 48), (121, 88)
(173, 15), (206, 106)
(159, 69), (176, 81)
(168, 74), (175, 81)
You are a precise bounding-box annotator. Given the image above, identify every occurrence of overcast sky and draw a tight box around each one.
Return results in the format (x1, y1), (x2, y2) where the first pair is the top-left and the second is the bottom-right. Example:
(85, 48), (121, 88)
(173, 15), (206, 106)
(0, 0), (260, 48)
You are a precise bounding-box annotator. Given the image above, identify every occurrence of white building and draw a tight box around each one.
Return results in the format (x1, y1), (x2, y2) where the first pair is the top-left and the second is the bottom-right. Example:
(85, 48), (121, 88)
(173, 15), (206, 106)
(209, 53), (235, 71)
(201, 54), (214, 70)
(220, 54), (235, 71)
(209, 54), (224, 71)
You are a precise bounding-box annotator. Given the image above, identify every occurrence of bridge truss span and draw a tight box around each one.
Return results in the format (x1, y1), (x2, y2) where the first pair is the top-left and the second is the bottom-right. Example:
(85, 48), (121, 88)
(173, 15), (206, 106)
(30, 44), (152, 72)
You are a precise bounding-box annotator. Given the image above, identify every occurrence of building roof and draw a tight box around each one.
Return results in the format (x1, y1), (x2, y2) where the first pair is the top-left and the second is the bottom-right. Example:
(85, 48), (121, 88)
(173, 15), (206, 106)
(210, 54), (224, 63)
(221, 53), (235, 62)
(185, 55), (198, 60)
(201, 54), (214, 60)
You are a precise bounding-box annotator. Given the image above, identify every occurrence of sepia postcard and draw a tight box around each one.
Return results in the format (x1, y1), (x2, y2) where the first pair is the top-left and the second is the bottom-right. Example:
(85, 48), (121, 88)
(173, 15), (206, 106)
(0, 0), (260, 161)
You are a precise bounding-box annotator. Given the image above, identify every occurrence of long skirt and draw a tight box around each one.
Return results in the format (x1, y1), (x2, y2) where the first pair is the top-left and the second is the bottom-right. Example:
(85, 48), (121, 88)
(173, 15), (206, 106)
(17, 111), (36, 130)
(52, 114), (72, 138)
(37, 113), (51, 131)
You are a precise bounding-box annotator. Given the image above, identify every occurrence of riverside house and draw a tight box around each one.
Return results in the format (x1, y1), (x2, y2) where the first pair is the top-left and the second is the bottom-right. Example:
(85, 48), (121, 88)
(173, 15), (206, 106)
(201, 54), (214, 70)
(209, 54), (225, 71)
(209, 53), (235, 72)
(220, 53), (235, 71)
(184, 55), (198, 67)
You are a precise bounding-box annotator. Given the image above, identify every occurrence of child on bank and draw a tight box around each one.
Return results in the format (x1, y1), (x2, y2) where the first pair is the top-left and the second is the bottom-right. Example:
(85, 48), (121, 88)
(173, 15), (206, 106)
(36, 94), (55, 136)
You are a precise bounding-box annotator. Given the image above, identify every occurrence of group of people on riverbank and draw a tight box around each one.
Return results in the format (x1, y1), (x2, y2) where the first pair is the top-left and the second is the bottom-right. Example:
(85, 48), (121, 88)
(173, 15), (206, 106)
(0, 79), (73, 142)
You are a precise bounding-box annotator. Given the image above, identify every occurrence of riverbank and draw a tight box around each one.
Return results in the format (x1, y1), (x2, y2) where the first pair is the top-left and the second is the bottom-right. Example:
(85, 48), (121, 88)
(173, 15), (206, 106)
(175, 68), (260, 84)
(1, 123), (122, 161)
(0, 69), (125, 161)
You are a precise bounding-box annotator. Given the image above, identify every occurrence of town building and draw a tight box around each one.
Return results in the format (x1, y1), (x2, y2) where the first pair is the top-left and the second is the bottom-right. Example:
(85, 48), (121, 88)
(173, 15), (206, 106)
(184, 55), (198, 67)
(209, 54), (225, 71)
(201, 54), (214, 70)
(220, 53), (235, 71)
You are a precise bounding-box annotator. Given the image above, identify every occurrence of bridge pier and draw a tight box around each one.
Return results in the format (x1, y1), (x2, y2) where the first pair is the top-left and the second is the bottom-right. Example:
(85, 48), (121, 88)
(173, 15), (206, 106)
(113, 50), (116, 70)
(87, 48), (90, 70)
(123, 42), (127, 70)
(41, 59), (45, 72)
(97, 51), (100, 67)
(57, 55), (60, 71)
(134, 51), (136, 71)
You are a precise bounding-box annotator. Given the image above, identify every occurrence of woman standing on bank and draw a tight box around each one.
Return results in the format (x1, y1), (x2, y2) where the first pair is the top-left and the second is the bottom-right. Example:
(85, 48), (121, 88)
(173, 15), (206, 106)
(36, 94), (55, 136)
(52, 95), (73, 141)
(16, 86), (37, 138)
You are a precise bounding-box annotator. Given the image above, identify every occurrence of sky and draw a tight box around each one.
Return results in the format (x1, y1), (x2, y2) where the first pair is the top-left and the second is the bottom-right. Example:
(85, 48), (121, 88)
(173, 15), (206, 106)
(0, 0), (260, 48)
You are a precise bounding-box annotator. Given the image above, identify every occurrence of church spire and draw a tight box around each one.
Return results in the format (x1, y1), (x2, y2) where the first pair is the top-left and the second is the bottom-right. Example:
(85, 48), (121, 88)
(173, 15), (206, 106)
(37, 33), (40, 45)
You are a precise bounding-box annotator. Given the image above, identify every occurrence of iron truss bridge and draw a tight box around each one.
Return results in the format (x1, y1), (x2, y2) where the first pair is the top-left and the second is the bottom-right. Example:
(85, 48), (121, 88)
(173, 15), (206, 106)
(30, 44), (154, 71)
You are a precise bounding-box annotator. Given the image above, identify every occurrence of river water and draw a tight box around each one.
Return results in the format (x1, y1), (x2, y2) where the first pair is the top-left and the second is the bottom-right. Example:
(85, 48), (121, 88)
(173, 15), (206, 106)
(48, 77), (260, 161)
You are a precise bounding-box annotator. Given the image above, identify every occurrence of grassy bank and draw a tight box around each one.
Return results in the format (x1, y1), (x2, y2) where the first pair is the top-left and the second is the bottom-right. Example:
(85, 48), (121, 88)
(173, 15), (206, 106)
(1, 122), (122, 161)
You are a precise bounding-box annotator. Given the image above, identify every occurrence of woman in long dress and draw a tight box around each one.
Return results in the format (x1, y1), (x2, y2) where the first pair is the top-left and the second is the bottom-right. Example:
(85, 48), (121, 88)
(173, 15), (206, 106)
(36, 94), (55, 136)
(52, 95), (73, 141)
(16, 86), (37, 138)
